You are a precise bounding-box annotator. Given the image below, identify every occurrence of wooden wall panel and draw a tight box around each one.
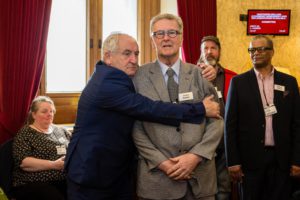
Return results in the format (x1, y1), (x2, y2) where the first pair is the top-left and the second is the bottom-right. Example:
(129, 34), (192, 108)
(89, 0), (102, 77)
(217, 0), (300, 84)
(49, 94), (80, 124)
(138, 0), (160, 65)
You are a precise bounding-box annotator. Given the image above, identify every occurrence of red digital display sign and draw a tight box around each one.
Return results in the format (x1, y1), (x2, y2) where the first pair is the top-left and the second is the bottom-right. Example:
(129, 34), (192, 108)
(247, 10), (290, 35)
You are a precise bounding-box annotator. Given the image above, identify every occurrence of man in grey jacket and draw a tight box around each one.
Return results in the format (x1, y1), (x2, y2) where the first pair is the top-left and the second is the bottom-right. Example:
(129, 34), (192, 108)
(133, 13), (223, 200)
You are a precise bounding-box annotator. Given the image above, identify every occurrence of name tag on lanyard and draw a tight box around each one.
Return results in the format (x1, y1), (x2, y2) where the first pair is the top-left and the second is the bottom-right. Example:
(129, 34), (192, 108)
(264, 104), (277, 117)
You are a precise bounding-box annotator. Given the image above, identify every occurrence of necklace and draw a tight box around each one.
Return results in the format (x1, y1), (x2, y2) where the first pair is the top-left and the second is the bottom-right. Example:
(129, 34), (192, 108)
(31, 124), (53, 134)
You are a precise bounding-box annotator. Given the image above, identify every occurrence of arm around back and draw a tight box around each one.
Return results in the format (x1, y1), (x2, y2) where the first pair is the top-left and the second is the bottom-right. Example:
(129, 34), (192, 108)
(90, 63), (207, 125)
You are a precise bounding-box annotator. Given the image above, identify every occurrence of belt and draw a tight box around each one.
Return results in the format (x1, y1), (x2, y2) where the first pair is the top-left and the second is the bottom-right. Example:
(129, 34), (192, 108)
(264, 146), (275, 150)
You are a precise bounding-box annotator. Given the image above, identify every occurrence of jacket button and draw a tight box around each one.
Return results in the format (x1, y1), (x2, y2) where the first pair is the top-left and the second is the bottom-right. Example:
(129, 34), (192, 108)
(176, 127), (181, 132)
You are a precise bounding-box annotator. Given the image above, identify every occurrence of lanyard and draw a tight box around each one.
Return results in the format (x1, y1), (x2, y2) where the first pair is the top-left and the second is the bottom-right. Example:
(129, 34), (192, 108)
(261, 78), (270, 106)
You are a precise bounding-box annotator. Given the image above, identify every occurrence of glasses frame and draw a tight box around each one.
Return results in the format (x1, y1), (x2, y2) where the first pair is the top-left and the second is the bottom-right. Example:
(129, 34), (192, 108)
(248, 47), (273, 54)
(152, 30), (181, 39)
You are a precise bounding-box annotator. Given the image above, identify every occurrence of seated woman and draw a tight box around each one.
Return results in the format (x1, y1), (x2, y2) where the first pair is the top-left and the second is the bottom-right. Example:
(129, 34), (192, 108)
(12, 96), (71, 200)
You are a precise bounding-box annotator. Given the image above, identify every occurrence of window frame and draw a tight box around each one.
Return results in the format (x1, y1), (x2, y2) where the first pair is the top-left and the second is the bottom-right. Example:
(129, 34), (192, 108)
(39, 0), (160, 124)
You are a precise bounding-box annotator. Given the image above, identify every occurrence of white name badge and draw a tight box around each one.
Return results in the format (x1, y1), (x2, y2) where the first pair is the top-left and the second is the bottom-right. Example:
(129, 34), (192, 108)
(178, 92), (194, 102)
(56, 145), (66, 155)
(264, 104), (277, 117)
(214, 87), (223, 98)
(274, 84), (285, 92)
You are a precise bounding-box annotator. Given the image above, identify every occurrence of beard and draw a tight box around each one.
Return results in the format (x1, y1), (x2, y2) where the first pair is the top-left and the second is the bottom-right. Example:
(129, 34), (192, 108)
(203, 55), (218, 66)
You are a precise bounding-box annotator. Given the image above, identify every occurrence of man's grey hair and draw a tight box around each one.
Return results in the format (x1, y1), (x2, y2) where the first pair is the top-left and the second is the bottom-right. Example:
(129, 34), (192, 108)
(101, 32), (134, 59)
(150, 13), (183, 35)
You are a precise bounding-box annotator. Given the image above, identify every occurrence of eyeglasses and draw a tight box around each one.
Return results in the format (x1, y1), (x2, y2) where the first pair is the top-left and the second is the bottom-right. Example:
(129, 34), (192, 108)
(248, 47), (273, 54)
(152, 30), (181, 39)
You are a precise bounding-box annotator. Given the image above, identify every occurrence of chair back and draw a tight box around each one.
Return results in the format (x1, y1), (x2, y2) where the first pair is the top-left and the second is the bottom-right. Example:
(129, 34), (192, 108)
(0, 139), (14, 198)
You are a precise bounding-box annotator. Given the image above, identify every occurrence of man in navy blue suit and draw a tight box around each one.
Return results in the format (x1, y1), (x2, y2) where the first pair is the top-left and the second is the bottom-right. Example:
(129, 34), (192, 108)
(65, 33), (220, 200)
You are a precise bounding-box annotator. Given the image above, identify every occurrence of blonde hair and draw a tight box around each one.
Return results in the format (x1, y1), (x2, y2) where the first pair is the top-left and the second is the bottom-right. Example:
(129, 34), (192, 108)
(27, 96), (56, 125)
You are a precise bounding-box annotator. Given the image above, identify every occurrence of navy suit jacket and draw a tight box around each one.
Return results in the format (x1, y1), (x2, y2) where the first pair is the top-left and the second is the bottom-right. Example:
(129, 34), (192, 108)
(225, 69), (300, 170)
(65, 61), (207, 188)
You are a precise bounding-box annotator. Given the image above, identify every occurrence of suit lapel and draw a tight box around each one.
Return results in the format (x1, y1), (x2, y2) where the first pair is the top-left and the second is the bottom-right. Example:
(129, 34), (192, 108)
(247, 69), (265, 114)
(178, 62), (193, 94)
(273, 70), (285, 124)
(149, 61), (170, 102)
(273, 70), (284, 107)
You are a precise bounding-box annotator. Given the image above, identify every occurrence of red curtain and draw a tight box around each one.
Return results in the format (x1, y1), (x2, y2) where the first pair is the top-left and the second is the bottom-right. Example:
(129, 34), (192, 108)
(0, 0), (52, 144)
(177, 0), (216, 64)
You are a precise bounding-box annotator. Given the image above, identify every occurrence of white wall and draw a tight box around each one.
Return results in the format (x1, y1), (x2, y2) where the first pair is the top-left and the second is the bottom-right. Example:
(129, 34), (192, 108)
(160, 0), (182, 58)
(160, 0), (177, 15)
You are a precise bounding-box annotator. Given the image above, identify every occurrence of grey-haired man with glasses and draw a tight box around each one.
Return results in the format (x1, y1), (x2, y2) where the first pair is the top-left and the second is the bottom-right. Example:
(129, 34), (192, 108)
(133, 13), (223, 200)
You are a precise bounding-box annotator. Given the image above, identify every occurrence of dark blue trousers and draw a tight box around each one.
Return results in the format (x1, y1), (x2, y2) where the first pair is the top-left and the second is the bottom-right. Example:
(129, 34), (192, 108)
(67, 174), (135, 200)
(242, 147), (291, 200)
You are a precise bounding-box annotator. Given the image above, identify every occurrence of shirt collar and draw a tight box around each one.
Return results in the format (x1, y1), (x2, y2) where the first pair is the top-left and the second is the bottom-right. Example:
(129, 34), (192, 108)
(158, 59), (181, 77)
(254, 66), (274, 80)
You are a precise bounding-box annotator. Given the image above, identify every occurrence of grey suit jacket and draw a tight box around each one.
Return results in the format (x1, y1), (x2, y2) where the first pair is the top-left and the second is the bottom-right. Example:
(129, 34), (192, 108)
(132, 61), (224, 199)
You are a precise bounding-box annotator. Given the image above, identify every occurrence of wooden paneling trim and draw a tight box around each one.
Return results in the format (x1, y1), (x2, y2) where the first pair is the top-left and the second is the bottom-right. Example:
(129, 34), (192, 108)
(89, 0), (102, 77)
(50, 94), (80, 124)
(45, 93), (81, 98)
(138, 0), (160, 65)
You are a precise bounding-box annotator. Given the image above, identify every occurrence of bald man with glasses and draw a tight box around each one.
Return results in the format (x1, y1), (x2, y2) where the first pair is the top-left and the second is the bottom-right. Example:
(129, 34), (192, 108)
(225, 35), (300, 200)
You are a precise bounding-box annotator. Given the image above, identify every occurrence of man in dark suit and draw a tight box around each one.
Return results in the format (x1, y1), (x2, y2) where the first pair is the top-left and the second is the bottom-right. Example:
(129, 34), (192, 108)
(65, 33), (220, 200)
(225, 35), (300, 200)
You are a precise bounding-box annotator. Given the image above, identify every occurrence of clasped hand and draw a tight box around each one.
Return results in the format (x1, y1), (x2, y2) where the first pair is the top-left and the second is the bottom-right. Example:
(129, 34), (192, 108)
(158, 153), (202, 180)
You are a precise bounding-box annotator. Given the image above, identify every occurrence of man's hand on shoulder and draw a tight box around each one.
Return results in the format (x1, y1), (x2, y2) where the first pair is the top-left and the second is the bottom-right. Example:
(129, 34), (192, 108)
(203, 95), (220, 118)
(198, 63), (217, 82)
